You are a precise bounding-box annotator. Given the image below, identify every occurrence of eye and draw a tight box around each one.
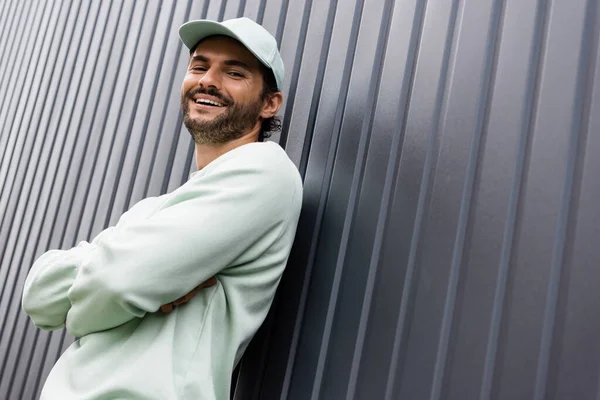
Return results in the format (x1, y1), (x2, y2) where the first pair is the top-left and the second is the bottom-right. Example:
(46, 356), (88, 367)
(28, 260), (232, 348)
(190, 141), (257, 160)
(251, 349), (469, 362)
(191, 65), (207, 72)
(227, 71), (245, 78)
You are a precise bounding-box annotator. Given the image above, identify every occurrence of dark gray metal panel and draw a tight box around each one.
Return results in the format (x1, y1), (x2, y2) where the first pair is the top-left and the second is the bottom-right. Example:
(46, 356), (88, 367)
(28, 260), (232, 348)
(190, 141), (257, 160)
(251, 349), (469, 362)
(495, 1), (594, 399)
(3, 0), (600, 399)
(237, 0), (600, 399)
(444, 0), (545, 398)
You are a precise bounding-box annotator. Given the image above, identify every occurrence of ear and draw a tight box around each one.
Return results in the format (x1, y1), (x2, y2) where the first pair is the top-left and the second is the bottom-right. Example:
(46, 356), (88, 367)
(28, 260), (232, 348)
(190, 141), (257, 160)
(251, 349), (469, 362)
(260, 92), (283, 119)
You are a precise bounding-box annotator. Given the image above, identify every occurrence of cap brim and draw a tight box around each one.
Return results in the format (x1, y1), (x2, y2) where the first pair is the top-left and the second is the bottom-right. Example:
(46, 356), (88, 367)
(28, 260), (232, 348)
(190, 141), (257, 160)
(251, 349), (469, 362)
(178, 20), (271, 72)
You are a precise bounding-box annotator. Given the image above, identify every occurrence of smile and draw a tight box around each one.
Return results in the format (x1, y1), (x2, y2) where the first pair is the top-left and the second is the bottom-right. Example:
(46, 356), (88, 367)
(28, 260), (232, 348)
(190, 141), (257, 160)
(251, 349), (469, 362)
(193, 98), (225, 107)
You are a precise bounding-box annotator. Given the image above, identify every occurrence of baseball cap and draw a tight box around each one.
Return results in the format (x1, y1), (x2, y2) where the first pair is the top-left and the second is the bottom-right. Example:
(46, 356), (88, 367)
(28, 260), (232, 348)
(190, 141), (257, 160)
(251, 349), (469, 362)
(178, 17), (285, 91)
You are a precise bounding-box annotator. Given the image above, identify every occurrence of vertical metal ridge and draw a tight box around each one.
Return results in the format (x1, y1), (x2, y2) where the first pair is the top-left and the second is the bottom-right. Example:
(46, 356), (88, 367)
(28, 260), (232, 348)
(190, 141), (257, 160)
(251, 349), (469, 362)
(17, 327), (43, 398)
(0, 2), (30, 174)
(161, 112), (185, 193)
(87, 1), (151, 239)
(0, 1), (16, 67)
(0, 0), (51, 303)
(123, 0), (177, 210)
(255, 0), (267, 25)
(278, 0), (313, 150)
(0, 0), (33, 96)
(321, 0), (391, 391)
(383, 79), (435, 400)
(27, 0), (100, 390)
(162, 49), (191, 187)
(54, 0), (118, 253)
(296, 0), (339, 179)
(5, 1), (105, 375)
(150, 0), (195, 198)
(182, 141), (195, 185)
(236, 0), (247, 17)
(0, 0), (49, 228)
(479, 1), (552, 399)
(343, 0), (399, 398)
(0, 0), (21, 56)
(75, 0), (137, 240)
(201, 0), (211, 21)
(308, 0), (368, 397)
(0, 0), (25, 110)
(279, 0), (340, 397)
(0, 0), (90, 383)
(426, 0), (468, 395)
(38, 0), (106, 249)
(0, 5), (88, 390)
(50, 0), (123, 362)
(547, 3), (600, 396)
(431, 0), (507, 398)
(102, 3), (162, 227)
(218, 0), (227, 21)
(533, 0), (598, 398)
(0, 1), (21, 105)
(378, 1), (428, 397)
(0, 1), (74, 395)
(30, 331), (53, 400)
(0, 0), (10, 35)
(384, 0), (462, 397)
(161, 0), (194, 194)
(0, 2), (58, 395)
(0, 1), (38, 193)
(274, 0), (290, 45)
(17, 1), (101, 393)
(0, 0), (69, 336)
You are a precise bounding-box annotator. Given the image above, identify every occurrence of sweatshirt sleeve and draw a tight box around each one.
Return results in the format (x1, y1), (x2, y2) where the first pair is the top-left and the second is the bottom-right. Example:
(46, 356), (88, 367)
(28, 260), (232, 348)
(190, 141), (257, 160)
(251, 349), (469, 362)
(22, 198), (157, 331)
(63, 151), (296, 337)
(21, 243), (91, 331)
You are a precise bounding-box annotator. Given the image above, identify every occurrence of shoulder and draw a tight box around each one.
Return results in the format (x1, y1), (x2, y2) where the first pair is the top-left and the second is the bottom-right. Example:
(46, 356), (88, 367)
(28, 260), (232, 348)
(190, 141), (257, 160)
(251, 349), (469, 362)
(200, 142), (302, 193)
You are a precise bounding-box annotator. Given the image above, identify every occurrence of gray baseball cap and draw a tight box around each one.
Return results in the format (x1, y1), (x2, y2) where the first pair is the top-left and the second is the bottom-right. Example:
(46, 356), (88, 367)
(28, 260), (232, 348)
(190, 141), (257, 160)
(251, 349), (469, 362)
(179, 17), (285, 91)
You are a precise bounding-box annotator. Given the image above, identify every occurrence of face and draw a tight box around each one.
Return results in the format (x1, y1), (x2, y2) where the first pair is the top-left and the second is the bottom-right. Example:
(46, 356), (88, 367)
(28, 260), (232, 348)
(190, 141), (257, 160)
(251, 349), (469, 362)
(181, 36), (269, 145)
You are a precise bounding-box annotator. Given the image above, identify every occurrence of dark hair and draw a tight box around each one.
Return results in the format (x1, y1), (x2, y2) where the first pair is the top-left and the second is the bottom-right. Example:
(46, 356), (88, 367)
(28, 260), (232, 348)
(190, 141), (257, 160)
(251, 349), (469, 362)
(258, 65), (282, 142)
(188, 41), (282, 142)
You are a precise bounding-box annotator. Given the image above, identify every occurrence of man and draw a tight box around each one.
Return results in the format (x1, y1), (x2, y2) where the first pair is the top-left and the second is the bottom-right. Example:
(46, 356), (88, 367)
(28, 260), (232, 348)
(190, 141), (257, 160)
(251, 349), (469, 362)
(22, 17), (302, 400)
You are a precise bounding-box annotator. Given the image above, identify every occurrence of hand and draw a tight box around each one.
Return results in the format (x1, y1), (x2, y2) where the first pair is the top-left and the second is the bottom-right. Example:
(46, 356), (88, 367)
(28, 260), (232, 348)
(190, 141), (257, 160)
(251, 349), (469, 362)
(160, 277), (218, 314)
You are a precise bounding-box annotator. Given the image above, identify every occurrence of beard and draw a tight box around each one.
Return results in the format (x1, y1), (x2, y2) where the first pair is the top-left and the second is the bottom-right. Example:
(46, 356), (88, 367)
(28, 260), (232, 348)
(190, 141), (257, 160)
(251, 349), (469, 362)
(182, 87), (263, 145)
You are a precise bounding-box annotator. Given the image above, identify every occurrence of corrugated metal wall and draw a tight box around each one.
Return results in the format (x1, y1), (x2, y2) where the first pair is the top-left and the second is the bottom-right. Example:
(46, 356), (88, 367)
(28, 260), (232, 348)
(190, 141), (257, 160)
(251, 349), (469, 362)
(1, 0), (599, 399)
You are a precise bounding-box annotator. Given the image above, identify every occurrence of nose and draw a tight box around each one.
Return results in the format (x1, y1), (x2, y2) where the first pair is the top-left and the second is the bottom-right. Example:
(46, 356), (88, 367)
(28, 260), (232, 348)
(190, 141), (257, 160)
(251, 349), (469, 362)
(198, 67), (220, 89)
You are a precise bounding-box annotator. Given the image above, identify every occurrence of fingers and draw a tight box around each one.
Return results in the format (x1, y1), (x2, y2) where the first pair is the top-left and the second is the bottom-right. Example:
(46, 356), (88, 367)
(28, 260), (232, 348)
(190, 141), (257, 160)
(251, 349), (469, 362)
(174, 291), (196, 306)
(160, 277), (218, 313)
(161, 303), (174, 314)
(198, 277), (217, 289)
(162, 292), (196, 312)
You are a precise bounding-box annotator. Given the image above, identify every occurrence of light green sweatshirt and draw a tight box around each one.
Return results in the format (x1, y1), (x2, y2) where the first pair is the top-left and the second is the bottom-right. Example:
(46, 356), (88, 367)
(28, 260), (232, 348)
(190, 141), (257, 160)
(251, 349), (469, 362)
(22, 142), (303, 400)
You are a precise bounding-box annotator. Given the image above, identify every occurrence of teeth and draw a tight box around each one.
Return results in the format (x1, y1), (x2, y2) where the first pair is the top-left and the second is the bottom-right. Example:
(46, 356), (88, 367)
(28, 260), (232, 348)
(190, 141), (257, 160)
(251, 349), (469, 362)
(195, 98), (223, 107)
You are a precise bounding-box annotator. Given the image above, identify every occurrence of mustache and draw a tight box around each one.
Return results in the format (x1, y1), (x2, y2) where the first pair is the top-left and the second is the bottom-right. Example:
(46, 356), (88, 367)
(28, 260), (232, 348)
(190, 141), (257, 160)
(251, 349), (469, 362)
(186, 87), (233, 106)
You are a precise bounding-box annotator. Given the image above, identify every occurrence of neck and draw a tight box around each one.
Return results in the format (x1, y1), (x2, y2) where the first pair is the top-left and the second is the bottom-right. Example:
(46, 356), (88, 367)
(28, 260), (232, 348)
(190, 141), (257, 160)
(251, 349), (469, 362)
(194, 126), (261, 170)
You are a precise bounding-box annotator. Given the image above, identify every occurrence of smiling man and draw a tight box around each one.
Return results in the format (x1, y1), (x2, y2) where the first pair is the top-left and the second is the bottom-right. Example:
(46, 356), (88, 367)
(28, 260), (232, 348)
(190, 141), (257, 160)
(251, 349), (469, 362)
(22, 18), (302, 400)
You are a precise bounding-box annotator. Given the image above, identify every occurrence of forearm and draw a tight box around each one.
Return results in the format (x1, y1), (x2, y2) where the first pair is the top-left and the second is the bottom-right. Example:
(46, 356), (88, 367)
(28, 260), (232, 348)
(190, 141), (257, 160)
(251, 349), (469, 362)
(63, 219), (266, 337)
(22, 242), (91, 330)
(21, 200), (153, 333)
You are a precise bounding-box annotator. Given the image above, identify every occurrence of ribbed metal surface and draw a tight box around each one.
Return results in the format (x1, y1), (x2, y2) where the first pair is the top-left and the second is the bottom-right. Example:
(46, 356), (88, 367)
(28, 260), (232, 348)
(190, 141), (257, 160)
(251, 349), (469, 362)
(1, 0), (600, 399)
(236, 0), (600, 399)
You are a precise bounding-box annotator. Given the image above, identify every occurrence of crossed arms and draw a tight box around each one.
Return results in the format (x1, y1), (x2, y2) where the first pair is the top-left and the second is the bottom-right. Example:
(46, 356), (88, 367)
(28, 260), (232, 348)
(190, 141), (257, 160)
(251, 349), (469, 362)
(22, 150), (293, 338)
